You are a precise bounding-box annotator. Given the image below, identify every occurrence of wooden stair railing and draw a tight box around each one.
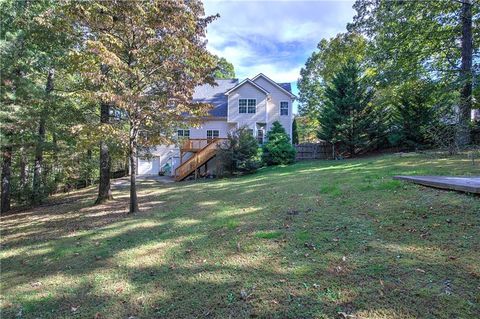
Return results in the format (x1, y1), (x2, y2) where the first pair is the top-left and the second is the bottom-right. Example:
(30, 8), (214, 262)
(180, 138), (210, 151)
(175, 138), (226, 181)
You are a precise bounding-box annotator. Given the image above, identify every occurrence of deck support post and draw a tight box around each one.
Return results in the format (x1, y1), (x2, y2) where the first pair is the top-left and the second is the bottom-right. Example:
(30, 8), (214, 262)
(194, 156), (198, 180)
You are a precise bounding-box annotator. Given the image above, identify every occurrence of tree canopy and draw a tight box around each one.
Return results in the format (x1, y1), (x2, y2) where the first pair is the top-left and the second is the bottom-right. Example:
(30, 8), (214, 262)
(0, 0), (220, 214)
(297, 0), (478, 155)
(212, 56), (236, 79)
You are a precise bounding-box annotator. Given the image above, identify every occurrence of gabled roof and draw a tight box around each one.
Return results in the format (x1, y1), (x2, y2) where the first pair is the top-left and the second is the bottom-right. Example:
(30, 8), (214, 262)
(224, 78), (270, 95)
(252, 73), (297, 98)
(192, 75), (295, 118)
(277, 82), (292, 93)
(192, 79), (238, 117)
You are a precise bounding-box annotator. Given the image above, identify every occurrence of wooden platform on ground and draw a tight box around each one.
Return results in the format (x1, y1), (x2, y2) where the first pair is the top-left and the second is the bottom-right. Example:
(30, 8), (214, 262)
(393, 175), (480, 194)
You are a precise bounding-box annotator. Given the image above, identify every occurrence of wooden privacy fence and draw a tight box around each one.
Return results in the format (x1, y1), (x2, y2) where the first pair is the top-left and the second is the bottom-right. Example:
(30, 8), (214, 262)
(295, 142), (333, 160)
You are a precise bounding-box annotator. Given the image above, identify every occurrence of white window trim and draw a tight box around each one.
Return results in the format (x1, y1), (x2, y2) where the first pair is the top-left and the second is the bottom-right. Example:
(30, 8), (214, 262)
(239, 98), (257, 114)
(280, 101), (289, 116)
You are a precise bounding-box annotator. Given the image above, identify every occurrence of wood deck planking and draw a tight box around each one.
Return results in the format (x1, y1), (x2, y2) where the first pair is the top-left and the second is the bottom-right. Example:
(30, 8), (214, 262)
(393, 175), (480, 194)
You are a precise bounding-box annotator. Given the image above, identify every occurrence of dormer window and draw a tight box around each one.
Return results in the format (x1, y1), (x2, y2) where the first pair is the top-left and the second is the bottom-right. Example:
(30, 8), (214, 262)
(239, 99), (256, 114)
(280, 101), (289, 116)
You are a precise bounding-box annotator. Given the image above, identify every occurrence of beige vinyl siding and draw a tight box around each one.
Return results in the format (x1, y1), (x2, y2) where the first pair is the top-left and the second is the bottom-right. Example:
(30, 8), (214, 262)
(188, 120), (233, 139)
(253, 76), (293, 140)
(227, 82), (268, 130)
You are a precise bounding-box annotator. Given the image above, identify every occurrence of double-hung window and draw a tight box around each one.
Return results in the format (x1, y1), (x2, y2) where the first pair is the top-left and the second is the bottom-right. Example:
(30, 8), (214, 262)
(239, 99), (247, 113)
(239, 99), (256, 114)
(247, 99), (256, 113)
(280, 101), (289, 116)
(177, 129), (190, 138)
(207, 130), (219, 141)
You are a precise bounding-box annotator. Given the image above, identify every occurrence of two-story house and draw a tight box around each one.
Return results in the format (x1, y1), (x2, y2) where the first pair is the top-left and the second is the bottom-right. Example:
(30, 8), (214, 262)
(137, 73), (295, 180)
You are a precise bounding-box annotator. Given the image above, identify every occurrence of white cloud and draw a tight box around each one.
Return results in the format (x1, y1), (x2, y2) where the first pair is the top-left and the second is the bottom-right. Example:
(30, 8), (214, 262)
(204, 0), (355, 109)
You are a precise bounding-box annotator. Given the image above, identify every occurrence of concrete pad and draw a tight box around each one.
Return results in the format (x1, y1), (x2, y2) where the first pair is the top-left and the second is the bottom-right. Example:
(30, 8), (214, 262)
(393, 175), (480, 194)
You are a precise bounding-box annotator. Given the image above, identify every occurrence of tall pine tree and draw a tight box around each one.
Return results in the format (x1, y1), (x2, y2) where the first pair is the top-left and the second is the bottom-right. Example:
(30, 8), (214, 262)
(318, 58), (375, 156)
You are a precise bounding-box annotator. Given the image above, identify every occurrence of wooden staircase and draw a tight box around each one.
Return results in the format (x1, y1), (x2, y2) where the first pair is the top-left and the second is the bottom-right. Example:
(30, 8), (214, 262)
(174, 138), (226, 181)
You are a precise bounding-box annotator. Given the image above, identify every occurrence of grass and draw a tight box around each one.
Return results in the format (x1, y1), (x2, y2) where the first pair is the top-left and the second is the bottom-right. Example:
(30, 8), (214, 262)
(1, 153), (479, 319)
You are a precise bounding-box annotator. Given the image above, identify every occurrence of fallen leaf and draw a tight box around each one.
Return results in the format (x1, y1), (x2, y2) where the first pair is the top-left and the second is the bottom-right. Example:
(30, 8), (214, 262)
(240, 289), (250, 300)
(337, 312), (360, 319)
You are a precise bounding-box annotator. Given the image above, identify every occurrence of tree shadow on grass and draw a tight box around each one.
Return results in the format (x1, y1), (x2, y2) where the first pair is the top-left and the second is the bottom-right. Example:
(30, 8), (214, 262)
(1, 155), (479, 318)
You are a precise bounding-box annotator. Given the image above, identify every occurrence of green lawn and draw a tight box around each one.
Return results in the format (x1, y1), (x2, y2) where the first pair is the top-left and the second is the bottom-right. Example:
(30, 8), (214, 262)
(1, 153), (479, 318)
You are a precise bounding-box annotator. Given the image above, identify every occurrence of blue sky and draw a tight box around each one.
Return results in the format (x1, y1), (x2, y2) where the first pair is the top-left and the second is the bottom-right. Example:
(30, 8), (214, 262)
(204, 0), (356, 113)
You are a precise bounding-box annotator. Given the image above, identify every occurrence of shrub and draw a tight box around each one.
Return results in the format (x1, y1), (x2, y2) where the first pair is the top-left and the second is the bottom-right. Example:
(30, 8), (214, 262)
(217, 127), (260, 176)
(262, 121), (296, 165)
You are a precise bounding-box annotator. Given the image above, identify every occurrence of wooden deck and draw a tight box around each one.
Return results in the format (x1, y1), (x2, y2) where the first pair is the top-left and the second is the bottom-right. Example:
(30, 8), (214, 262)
(393, 175), (480, 194)
(175, 138), (226, 181)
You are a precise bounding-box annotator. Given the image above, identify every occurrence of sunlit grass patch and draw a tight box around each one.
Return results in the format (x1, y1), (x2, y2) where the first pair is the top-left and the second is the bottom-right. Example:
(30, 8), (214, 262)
(214, 217), (240, 230)
(1, 153), (479, 318)
(254, 230), (283, 239)
(317, 287), (341, 302)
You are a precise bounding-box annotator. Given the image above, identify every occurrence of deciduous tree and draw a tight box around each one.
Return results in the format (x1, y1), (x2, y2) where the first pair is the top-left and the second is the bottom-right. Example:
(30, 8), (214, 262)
(212, 56), (235, 79)
(72, 0), (218, 213)
(349, 0), (479, 146)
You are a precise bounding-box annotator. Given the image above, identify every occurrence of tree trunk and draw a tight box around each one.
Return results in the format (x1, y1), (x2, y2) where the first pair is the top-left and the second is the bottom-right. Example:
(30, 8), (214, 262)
(32, 115), (46, 204)
(95, 65), (113, 204)
(457, 0), (473, 146)
(19, 147), (27, 190)
(32, 69), (54, 204)
(95, 101), (112, 203)
(1, 146), (12, 214)
(128, 122), (139, 214)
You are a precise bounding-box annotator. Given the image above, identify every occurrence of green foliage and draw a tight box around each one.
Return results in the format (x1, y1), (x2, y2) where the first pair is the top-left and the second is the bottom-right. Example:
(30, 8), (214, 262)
(297, 33), (367, 118)
(292, 118), (299, 145)
(389, 80), (438, 148)
(212, 56), (235, 79)
(349, 0), (479, 146)
(0, 0), (99, 207)
(217, 127), (260, 176)
(319, 58), (380, 155)
(262, 121), (296, 165)
(294, 116), (320, 143)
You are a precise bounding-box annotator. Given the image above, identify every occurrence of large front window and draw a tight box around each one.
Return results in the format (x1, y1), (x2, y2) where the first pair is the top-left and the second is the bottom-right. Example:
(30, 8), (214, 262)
(207, 130), (219, 141)
(239, 99), (256, 114)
